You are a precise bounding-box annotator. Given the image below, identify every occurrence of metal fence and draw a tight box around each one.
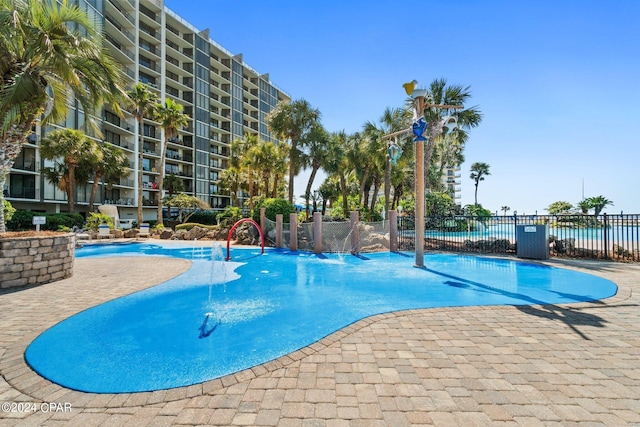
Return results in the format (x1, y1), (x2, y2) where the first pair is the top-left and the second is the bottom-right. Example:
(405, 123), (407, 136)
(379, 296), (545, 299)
(398, 214), (640, 262)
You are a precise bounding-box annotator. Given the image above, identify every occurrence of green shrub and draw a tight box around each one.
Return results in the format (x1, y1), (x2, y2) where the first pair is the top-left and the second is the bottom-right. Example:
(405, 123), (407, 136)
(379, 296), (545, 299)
(45, 213), (84, 230)
(188, 210), (218, 225)
(3, 200), (16, 222)
(252, 198), (296, 223)
(5, 210), (84, 231)
(85, 212), (114, 231)
(6, 209), (35, 230)
(217, 206), (242, 227)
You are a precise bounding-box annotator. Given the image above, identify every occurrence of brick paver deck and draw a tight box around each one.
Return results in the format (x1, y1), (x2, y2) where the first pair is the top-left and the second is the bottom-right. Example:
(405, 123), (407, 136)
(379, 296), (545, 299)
(1, 244), (639, 426)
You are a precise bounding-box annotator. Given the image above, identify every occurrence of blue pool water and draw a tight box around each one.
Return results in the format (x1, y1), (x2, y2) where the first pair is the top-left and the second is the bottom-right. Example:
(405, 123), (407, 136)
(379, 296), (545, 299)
(25, 243), (618, 393)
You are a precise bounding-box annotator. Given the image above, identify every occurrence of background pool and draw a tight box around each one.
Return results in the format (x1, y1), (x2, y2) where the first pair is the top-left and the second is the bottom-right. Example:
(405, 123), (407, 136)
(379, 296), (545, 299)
(26, 244), (618, 393)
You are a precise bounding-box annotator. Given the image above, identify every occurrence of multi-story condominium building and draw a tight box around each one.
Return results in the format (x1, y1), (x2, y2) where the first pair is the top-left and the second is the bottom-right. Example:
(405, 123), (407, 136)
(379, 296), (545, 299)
(443, 165), (462, 205)
(4, 0), (290, 222)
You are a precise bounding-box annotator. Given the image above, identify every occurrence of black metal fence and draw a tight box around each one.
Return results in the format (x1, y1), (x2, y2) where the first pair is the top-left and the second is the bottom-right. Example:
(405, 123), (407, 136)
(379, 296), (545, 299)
(398, 214), (640, 262)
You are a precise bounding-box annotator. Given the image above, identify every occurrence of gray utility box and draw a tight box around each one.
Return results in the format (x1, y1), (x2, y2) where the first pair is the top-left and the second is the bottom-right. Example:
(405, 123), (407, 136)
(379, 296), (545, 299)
(516, 224), (549, 260)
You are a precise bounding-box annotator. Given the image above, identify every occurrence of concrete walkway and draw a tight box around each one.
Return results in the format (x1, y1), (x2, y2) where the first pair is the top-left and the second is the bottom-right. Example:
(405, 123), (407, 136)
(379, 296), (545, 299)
(1, 247), (639, 426)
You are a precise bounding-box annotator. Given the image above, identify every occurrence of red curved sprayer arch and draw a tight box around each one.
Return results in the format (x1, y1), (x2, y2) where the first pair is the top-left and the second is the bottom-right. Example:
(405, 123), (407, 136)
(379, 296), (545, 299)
(226, 218), (265, 260)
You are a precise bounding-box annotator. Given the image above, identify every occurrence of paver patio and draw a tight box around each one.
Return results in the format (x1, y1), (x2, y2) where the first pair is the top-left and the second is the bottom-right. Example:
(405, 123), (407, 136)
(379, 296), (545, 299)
(1, 243), (639, 426)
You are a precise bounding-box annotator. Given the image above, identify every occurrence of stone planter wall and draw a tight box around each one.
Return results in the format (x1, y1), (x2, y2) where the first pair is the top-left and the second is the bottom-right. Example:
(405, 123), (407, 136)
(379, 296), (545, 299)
(0, 233), (75, 289)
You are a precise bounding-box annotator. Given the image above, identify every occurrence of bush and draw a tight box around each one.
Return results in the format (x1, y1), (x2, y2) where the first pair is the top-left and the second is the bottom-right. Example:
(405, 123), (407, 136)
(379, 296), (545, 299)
(85, 212), (114, 231)
(188, 210), (218, 225)
(3, 200), (16, 222)
(6, 210), (84, 231)
(253, 198), (296, 223)
(45, 213), (84, 230)
(216, 206), (242, 227)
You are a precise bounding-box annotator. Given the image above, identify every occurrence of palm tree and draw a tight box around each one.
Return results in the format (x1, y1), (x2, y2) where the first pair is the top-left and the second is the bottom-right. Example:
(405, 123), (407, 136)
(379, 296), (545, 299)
(163, 173), (185, 198)
(40, 129), (94, 213)
(501, 205), (510, 215)
(266, 99), (321, 203)
(586, 196), (614, 216)
(154, 99), (188, 226)
(85, 143), (130, 212)
(323, 131), (352, 215)
(0, 0), (126, 232)
(364, 107), (412, 218)
(301, 123), (330, 217)
(125, 83), (159, 225)
(577, 199), (590, 214)
(419, 79), (482, 193)
(469, 162), (491, 205)
(216, 166), (242, 207)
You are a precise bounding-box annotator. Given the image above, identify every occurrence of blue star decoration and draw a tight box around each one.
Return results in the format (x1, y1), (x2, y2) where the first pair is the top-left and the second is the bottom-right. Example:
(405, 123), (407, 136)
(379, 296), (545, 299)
(412, 117), (427, 142)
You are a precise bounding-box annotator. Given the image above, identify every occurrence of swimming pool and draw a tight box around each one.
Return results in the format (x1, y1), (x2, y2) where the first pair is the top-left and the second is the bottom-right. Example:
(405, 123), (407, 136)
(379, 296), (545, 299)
(25, 243), (618, 393)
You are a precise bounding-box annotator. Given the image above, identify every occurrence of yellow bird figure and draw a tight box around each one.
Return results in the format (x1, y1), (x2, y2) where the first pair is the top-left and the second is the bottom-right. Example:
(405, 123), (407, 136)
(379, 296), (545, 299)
(403, 80), (418, 96)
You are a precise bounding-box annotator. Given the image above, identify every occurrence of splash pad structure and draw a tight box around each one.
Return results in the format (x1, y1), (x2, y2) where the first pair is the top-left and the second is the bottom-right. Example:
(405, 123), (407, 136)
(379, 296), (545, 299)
(225, 218), (265, 260)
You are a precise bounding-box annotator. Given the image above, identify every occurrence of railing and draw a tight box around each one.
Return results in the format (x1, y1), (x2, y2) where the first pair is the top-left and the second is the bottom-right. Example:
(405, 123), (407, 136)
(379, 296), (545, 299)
(398, 214), (640, 262)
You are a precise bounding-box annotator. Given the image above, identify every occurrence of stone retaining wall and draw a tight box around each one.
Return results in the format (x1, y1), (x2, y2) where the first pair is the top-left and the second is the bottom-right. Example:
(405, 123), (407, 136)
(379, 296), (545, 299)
(0, 233), (75, 289)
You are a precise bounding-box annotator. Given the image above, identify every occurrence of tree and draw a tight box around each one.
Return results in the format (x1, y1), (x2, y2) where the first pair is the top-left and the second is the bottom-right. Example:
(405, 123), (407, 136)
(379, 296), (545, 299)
(547, 201), (573, 215)
(125, 83), (159, 225)
(154, 99), (188, 226)
(586, 196), (613, 216)
(420, 79), (482, 194)
(577, 199), (591, 214)
(0, 0), (126, 232)
(301, 124), (330, 217)
(469, 162), (490, 205)
(372, 107), (412, 218)
(163, 193), (210, 224)
(85, 143), (130, 212)
(163, 174), (185, 198)
(501, 205), (510, 215)
(40, 129), (95, 213)
(266, 99), (321, 203)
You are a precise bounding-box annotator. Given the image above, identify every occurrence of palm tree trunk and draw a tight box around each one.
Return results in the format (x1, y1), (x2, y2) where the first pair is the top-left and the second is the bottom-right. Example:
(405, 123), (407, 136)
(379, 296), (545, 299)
(156, 138), (167, 226)
(66, 165), (77, 214)
(384, 155), (390, 219)
(370, 179), (380, 212)
(474, 182), (479, 205)
(137, 120), (144, 225)
(304, 165), (319, 218)
(88, 172), (102, 212)
(288, 141), (297, 203)
(340, 173), (348, 214)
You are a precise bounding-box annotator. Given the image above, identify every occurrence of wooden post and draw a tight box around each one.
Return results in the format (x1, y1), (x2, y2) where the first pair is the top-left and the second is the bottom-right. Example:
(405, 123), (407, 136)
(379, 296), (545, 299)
(260, 207), (266, 235)
(313, 212), (322, 254)
(350, 211), (360, 255)
(289, 213), (298, 251)
(389, 210), (398, 252)
(275, 214), (283, 248)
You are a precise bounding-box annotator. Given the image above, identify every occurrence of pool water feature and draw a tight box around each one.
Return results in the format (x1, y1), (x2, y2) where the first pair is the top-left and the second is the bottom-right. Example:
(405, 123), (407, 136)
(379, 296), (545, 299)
(25, 244), (617, 393)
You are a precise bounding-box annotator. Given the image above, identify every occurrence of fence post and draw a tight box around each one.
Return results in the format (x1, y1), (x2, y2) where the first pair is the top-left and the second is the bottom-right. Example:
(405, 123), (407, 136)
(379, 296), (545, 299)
(275, 214), (283, 248)
(350, 211), (360, 255)
(260, 207), (266, 235)
(389, 210), (398, 252)
(289, 213), (298, 251)
(313, 212), (322, 254)
(603, 213), (609, 259)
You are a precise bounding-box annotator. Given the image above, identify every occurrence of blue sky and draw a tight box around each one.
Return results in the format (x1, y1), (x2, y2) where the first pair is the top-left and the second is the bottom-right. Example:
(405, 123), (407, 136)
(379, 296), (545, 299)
(165, 0), (640, 214)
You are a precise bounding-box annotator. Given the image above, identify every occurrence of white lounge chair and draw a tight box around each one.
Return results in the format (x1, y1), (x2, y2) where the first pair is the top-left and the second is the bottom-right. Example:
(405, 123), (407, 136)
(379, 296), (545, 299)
(98, 205), (134, 229)
(97, 224), (114, 239)
(138, 223), (150, 238)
